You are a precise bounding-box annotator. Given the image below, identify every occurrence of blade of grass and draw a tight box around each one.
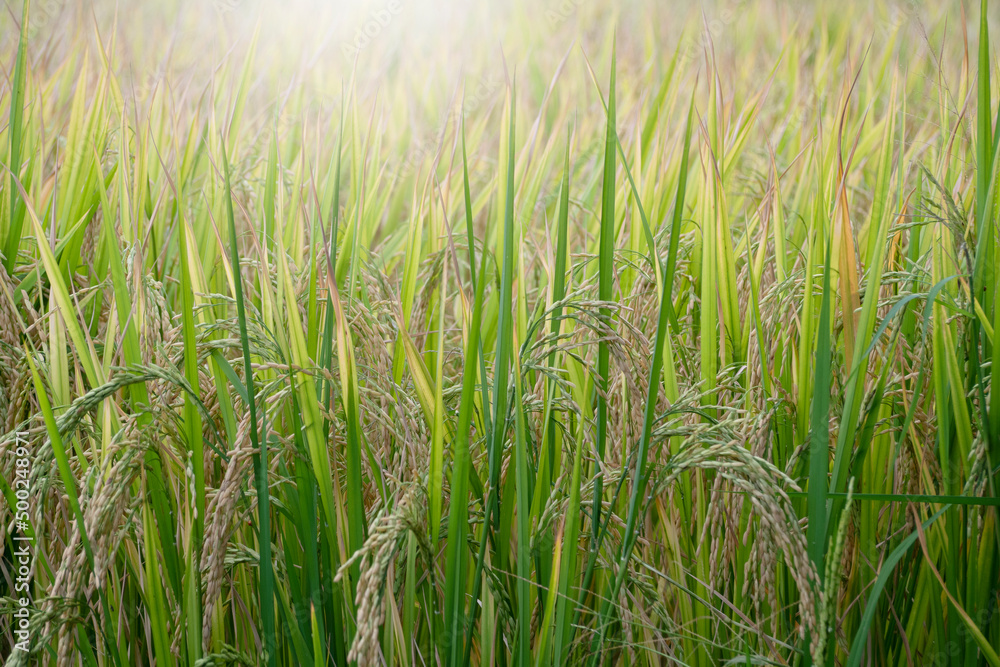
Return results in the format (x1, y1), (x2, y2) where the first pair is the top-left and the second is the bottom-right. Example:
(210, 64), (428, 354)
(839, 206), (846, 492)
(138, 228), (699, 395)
(2, 0), (29, 272)
(589, 177), (677, 661)
(465, 74), (518, 667)
(221, 138), (276, 667)
(591, 35), (616, 598)
(443, 246), (487, 665)
(807, 239), (834, 581)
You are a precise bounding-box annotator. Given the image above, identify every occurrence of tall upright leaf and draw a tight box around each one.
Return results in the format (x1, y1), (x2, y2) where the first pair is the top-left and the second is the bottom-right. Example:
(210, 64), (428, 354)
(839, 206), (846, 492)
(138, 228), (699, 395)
(221, 140), (275, 667)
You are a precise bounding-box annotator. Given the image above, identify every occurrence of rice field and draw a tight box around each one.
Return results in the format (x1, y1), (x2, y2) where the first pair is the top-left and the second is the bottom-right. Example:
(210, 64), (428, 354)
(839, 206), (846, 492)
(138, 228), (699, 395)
(1, 0), (999, 664)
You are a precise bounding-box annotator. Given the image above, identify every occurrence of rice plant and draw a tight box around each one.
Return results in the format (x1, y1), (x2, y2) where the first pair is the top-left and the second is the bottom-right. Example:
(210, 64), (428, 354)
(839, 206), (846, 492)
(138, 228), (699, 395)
(1, 0), (999, 665)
